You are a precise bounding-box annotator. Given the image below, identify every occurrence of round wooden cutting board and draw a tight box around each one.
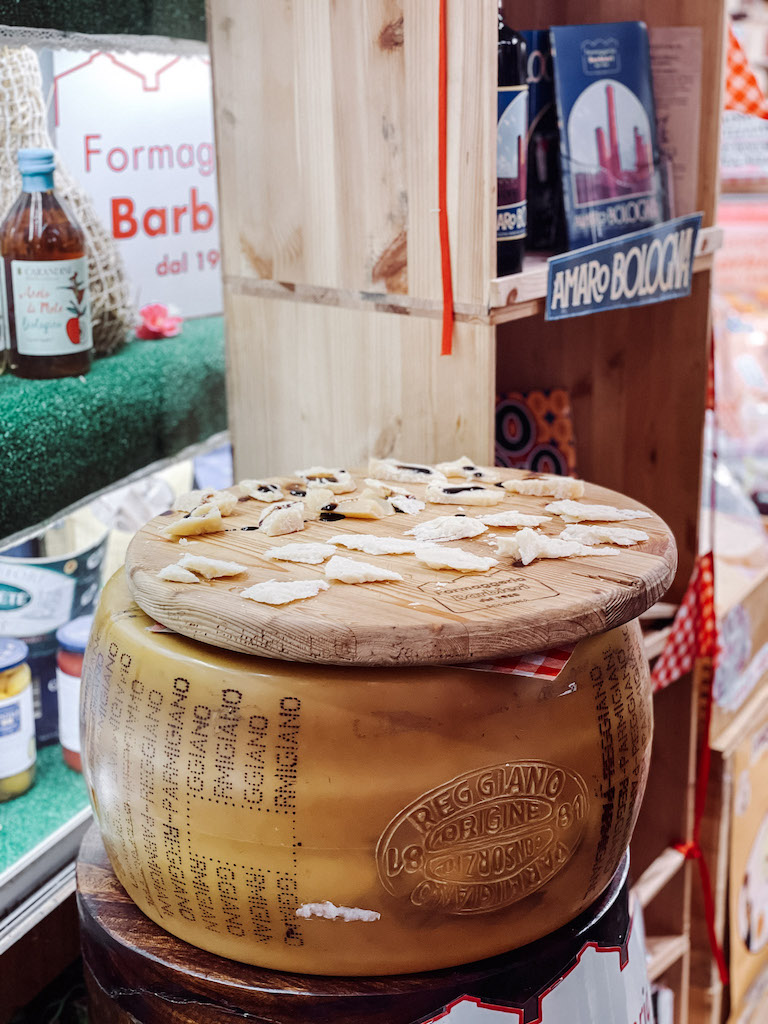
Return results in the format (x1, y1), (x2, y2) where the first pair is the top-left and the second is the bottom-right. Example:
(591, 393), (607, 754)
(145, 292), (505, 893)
(124, 467), (677, 666)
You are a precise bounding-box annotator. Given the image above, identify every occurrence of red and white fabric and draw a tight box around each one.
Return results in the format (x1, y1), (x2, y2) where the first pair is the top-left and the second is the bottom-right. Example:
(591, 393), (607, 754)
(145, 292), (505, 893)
(725, 24), (768, 120)
(467, 645), (575, 680)
(651, 552), (718, 692)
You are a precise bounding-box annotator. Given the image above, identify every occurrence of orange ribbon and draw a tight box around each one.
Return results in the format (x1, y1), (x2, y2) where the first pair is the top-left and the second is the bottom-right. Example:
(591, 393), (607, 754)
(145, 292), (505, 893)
(438, 0), (454, 356)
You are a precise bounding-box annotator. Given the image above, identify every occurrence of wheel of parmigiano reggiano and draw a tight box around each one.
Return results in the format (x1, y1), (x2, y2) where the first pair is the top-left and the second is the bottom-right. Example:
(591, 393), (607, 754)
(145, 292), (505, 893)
(82, 569), (653, 976)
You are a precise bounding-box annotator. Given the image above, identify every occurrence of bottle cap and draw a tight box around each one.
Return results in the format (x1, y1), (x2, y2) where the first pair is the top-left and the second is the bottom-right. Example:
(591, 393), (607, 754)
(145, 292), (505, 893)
(56, 615), (94, 654)
(0, 638), (29, 672)
(17, 148), (55, 175)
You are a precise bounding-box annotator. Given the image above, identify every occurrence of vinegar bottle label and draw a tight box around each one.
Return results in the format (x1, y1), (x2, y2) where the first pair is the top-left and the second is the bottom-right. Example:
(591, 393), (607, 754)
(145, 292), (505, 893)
(11, 256), (93, 356)
(497, 85), (529, 242)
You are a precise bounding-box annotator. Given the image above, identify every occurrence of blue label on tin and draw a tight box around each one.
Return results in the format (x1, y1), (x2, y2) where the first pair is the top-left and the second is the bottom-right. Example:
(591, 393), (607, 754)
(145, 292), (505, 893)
(497, 86), (528, 241)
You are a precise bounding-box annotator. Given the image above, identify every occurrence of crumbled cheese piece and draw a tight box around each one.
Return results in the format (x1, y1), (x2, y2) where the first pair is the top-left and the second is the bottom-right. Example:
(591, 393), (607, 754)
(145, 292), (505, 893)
(435, 455), (500, 483)
(330, 535), (419, 555)
(161, 503), (224, 539)
(294, 466), (355, 494)
(405, 515), (488, 543)
(560, 525), (649, 546)
(368, 457), (446, 484)
(172, 489), (239, 515)
(303, 487), (337, 514)
(264, 542), (336, 564)
(175, 553), (247, 579)
(258, 502), (306, 537)
(495, 528), (619, 565)
(326, 497), (388, 520)
(324, 555), (403, 584)
(390, 495), (425, 514)
(241, 579), (329, 604)
(477, 510), (552, 528)
(157, 564), (199, 583)
(239, 479), (285, 502)
(501, 476), (585, 500)
(545, 500), (652, 523)
(415, 546), (498, 572)
(425, 483), (504, 507)
(295, 901), (381, 923)
(363, 478), (412, 498)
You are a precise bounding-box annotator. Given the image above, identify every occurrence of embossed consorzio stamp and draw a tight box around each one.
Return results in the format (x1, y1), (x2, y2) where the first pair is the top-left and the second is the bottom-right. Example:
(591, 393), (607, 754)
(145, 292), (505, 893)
(377, 761), (588, 914)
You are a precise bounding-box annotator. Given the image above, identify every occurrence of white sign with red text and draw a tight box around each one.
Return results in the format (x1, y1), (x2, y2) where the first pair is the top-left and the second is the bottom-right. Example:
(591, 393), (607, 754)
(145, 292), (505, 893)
(51, 50), (222, 318)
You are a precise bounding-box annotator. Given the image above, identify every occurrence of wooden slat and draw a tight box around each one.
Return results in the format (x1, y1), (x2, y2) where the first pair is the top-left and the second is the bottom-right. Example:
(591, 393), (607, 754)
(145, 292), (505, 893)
(643, 624), (674, 662)
(646, 934), (691, 982)
(632, 846), (686, 909)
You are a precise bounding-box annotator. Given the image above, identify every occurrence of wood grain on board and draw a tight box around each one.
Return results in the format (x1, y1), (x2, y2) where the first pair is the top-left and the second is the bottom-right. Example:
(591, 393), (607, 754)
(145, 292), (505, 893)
(125, 466), (676, 666)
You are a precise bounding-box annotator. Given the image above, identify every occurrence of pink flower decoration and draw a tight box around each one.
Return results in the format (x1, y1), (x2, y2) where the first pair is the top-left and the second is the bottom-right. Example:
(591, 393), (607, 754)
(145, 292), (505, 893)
(136, 303), (183, 339)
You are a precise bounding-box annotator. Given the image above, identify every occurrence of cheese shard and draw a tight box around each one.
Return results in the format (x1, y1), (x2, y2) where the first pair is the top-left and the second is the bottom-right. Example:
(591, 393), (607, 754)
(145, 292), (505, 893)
(303, 488), (337, 514)
(161, 502), (224, 539)
(435, 455), (500, 483)
(157, 564), (199, 583)
(476, 510), (552, 528)
(241, 579), (329, 604)
(239, 479), (285, 503)
(363, 478), (412, 498)
(495, 528), (619, 565)
(173, 488), (239, 516)
(330, 535), (420, 555)
(264, 542), (336, 564)
(176, 553), (247, 579)
(368, 457), (446, 484)
(545, 500), (652, 523)
(390, 495), (425, 515)
(295, 901), (381, 923)
(560, 525), (649, 547)
(501, 476), (585, 500)
(258, 502), (306, 537)
(425, 483), (504, 507)
(325, 555), (403, 584)
(405, 515), (488, 543)
(325, 497), (388, 520)
(294, 466), (356, 494)
(415, 546), (498, 573)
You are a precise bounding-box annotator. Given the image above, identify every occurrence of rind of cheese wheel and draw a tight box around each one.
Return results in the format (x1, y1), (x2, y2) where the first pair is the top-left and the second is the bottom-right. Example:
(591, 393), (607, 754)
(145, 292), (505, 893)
(257, 501), (306, 537)
(477, 510), (552, 528)
(329, 535), (420, 555)
(239, 479), (285, 502)
(294, 466), (356, 494)
(501, 476), (585, 500)
(367, 457), (446, 484)
(405, 515), (488, 543)
(264, 542), (336, 564)
(172, 489), (239, 516)
(157, 563), (199, 583)
(560, 525), (649, 546)
(545, 500), (652, 523)
(435, 455), (500, 483)
(161, 502), (224, 539)
(175, 553), (247, 579)
(425, 483), (504, 507)
(415, 545), (498, 572)
(495, 528), (618, 566)
(325, 555), (403, 584)
(241, 578), (329, 604)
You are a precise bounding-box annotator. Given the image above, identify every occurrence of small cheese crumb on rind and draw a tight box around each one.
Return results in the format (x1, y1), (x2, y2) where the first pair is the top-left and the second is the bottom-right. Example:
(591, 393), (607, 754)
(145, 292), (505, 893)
(495, 528), (619, 565)
(264, 542), (336, 564)
(390, 495), (425, 514)
(330, 535), (420, 555)
(368, 458), (446, 484)
(241, 579), (329, 605)
(545, 500), (652, 523)
(559, 525), (649, 546)
(425, 483), (504, 507)
(324, 555), (403, 584)
(501, 476), (585, 500)
(477, 510), (552, 528)
(172, 489), (239, 515)
(239, 479), (285, 502)
(405, 515), (488, 543)
(295, 901), (381, 923)
(415, 546), (498, 573)
(257, 502), (306, 537)
(294, 466), (356, 494)
(157, 564), (199, 583)
(161, 503), (224, 539)
(435, 455), (500, 483)
(175, 553), (247, 579)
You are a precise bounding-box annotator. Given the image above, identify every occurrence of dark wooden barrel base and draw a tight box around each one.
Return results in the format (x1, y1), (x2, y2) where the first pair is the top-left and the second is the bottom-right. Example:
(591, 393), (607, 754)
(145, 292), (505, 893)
(77, 824), (631, 1024)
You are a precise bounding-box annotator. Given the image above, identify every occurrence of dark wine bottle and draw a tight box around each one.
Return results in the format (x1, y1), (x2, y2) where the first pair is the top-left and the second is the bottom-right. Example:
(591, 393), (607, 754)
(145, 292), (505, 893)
(497, 3), (528, 276)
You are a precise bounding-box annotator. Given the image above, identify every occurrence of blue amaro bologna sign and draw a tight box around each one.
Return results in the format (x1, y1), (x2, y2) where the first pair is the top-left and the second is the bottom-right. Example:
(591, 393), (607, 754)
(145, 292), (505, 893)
(545, 213), (702, 320)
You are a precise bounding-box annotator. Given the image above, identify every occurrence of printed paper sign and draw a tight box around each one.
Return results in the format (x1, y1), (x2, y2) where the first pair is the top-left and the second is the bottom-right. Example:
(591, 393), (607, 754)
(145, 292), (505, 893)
(545, 213), (701, 320)
(51, 50), (222, 318)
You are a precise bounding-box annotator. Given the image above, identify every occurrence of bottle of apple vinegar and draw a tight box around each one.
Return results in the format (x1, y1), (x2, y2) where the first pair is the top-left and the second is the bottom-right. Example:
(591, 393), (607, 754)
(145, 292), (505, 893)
(1, 148), (92, 379)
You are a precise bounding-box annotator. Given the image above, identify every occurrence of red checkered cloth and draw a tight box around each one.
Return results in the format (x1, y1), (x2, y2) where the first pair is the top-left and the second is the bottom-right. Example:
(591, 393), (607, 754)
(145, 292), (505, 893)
(467, 645), (575, 679)
(726, 24), (768, 119)
(651, 552), (719, 691)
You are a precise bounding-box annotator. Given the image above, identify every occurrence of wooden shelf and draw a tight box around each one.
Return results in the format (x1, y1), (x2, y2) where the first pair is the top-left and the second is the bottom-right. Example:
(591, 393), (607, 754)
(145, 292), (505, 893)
(647, 934), (691, 983)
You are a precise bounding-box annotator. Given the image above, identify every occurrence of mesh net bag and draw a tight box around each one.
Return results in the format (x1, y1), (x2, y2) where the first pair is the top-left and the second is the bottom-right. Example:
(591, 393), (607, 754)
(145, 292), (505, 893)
(0, 46), (136, 354)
